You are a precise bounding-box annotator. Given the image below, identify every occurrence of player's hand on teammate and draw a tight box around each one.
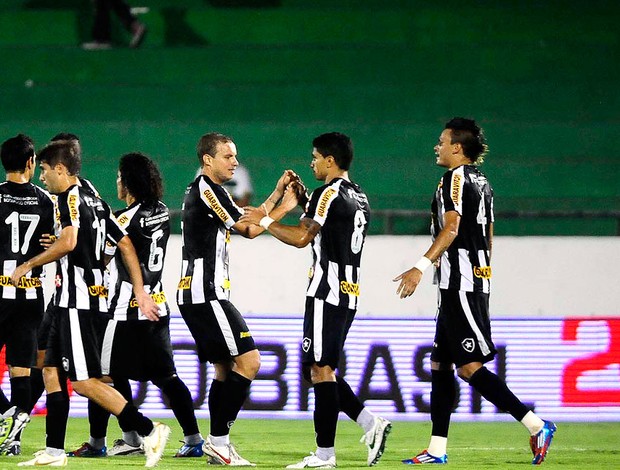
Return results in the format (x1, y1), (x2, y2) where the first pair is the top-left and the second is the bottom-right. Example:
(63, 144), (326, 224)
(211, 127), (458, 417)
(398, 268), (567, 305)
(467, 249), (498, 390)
(10, 262), (32, 287)
(239, 205), (265, 226)
(136, 291), (161, 321)
(40, 233), (57, 250)
(393, 267), (424, 299)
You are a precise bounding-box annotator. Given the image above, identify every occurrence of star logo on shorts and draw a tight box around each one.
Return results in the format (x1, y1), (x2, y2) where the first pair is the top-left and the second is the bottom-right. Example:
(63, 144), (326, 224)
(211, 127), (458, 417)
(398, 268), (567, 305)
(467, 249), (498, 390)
(302, 337), (311, 353)
(62, 357), (70, 372)
(461, 338), (475, 353)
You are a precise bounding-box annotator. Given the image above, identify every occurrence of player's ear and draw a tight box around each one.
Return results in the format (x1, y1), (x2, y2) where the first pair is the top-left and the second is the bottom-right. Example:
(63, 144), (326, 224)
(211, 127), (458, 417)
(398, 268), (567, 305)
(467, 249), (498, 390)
(202, 153), (211, 167)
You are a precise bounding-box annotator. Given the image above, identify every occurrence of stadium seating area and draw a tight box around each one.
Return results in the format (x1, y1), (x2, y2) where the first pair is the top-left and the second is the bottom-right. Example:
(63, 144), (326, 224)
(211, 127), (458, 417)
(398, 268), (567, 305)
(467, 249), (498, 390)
(0, 0), (618, 234)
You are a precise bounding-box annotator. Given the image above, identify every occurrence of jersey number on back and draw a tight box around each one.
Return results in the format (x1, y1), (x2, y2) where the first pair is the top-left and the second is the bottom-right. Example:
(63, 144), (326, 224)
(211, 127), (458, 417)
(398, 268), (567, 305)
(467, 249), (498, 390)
(4, 211), (40, 255)
(351, 210), (367, 254)
(148, 229), (164, 272)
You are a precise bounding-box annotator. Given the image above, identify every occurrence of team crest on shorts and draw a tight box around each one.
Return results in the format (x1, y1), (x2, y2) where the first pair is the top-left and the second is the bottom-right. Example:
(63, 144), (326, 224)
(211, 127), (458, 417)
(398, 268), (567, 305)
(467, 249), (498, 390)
(62, 357), (70, 372)
(461, 338), (475, 353)
(302, 337), (311, 352)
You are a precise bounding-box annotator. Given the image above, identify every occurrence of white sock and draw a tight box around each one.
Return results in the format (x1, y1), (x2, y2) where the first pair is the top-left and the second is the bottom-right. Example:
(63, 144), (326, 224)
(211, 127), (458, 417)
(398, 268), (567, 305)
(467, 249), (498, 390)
(89, 437), (106, 449)
(521, 410), (545, 435)
(356, 408), (376, 434)
(185, 433), (204, 446)
(427, 436), (448, 457)
(122, 430), (142, 447)
(210, 434), (230, 447)
(45, 447), (65, 457)
(316, 446), (335, 461)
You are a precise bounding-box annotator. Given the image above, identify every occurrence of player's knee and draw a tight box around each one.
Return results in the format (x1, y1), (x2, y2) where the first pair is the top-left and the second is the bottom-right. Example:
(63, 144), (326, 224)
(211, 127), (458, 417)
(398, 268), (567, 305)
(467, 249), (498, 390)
(234, 349), (260, 379)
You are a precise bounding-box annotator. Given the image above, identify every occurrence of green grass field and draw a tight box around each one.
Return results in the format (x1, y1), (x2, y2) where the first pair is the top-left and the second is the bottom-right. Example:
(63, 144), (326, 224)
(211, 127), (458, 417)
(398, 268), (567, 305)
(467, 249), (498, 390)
(6, 417), (620, 469)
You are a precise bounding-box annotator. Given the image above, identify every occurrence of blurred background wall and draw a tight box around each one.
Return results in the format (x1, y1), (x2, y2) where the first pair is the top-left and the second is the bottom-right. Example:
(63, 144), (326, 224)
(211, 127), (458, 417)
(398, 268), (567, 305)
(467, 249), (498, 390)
(1, 0), (618, 236)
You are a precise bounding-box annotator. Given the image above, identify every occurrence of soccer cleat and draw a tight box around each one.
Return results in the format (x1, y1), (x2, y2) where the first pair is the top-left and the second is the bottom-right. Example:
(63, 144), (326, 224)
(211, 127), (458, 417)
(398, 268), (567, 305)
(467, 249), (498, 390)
(67, 442), (107, 457)
(530, 420), (556, 465)
(402, 450), (447, 464)
(17, 451), (68, 466)
(202, 439), (256, 466)
(286, 453), (337, 469)
(0, 406), (30, 454)
(174, 439), (205, 457)
(3, 441), (21, 456)
(361, 416), (392, 466)
(143, 422), (171, 468)
(108, 438), (144, 456)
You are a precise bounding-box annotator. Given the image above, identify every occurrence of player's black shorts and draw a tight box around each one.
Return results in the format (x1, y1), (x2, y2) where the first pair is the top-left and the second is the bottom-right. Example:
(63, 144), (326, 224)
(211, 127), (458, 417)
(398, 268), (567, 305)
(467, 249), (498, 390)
(37, 300), (58, 351)
(431, 289), (497, 368)
(301, 297), (356, 370)
(100, 315), (177, 382)
(44, 307), (110, 381)
(179, 300), (256, 364)
(0, 298), (44, 367)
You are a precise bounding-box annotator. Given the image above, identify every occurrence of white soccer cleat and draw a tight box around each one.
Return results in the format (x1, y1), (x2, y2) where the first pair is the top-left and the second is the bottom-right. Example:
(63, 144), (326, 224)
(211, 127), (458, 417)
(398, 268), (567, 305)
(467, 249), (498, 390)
(360, 416), (392, 466)
(202, 439), (256, 466)
(143, 422), (170, 467)
(17, 451), (68, 466)
(286, 453), (336, 468)
(108, 438), (144, 456)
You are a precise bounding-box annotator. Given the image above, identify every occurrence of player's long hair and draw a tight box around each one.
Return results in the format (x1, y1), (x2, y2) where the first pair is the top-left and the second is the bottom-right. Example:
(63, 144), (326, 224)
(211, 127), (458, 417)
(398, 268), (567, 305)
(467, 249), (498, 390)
(445, 117), (489, 165)
(119, 152), (163, 203)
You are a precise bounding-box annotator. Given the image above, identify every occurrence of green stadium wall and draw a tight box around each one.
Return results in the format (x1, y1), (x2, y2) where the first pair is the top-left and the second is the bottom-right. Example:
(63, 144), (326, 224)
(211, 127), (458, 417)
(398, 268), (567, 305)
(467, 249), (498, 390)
(1, 0), (618, 234)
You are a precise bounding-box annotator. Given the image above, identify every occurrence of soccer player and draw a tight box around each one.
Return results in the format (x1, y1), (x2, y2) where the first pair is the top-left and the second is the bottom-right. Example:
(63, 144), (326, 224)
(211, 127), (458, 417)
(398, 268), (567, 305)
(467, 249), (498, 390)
(25, 133), (105, 457)
(393, 117), (556, 465)
(67, 152), (205, 458)
(10, 140), (170, 467)
(0, 135), (55, 455)
(177, 132), (296, 466)
(241, 132), (392, 468)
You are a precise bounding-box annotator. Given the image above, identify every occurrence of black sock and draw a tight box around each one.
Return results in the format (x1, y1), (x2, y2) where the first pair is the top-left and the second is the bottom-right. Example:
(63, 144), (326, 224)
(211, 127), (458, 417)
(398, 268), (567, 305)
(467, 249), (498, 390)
(10, 376), (31, 413)
(29, 368), (45, 412)
(208, 379), (224, 436)
(88, 399), (111, 439)
(46, 391), (70, 449)
(336, 376), (363, 421)
(469, 367), (529, 421)
(112, 378), (134, 403)
(117, 403), (153, 437)
(0, 390), (10, 414)
(430, 370), (456, 437)
(212, 371), (251, 437)
(314, 381), (339, 448)
(158, 376), (199, 437)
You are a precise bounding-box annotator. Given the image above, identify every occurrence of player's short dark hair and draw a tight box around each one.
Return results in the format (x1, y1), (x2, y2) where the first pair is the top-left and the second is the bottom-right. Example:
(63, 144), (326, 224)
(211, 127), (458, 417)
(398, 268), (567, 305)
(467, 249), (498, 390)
(51, 133), (82, 159)
(1, 134), (35, 172)
(196, 132), (234, 166)
(119, 152), (163, 202)
(312, 132), (353, 170)
(38, 140), (81, 175)
(445, 117), (488, 165)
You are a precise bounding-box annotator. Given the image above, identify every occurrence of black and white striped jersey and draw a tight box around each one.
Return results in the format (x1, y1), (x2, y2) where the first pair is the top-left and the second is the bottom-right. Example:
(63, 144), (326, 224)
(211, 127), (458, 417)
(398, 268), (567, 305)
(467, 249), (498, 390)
(431, 164), (494, 293)
(0, 181), (55, 301)
(177, 175), (242, 305)
(51, 185), (126, 312)
(303, 178), (370, 310)
(106, 201), (171, 321)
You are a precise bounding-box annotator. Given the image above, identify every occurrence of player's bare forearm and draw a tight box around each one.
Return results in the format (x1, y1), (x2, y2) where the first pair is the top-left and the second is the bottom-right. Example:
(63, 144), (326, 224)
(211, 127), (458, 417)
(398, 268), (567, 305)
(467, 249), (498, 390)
(393, 211), (460, 299)
(266, 217), (320, 248)
(11, 227), (76, 285)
